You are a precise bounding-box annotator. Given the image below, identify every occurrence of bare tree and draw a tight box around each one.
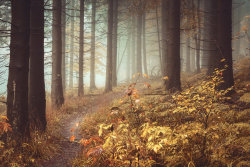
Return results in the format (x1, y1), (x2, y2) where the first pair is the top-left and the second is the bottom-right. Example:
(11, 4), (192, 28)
(90, 0), (97, 90)
(69, 0), (75, 88)
(51, 0), (64, 108)
(105, 0), (113, 93)
(78, 0), (84, 96)
(162, 0), (181, 91)
(7, 0), (30, 140)
(112, 0), (118, 87)
(29, 0), (46, 132)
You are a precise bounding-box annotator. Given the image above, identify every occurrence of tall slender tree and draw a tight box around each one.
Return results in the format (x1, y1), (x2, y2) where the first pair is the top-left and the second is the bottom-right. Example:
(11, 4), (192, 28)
(131, 16), (136, 76)
(156, 6), (163, 75)
(186, 37), (191, 72)
(195, 0), (201, 73)
(51, 0), (64, 108)
(90, 0), (97, 90)
(204, 0), (217, 74)
(69, 0), (75, 88)
(142, 13), (148, 75)
(7, 0), (30, 140)
(112, 0), (118, 87)
(29, 0), (46, 132)
(216, 0), (234, 90)
(78, 0), (84, 96)
(163, 0), (181, 91)
(105, 0), (113, 93)
(136, 12), (143, 74)
(62, 0), (66, 91)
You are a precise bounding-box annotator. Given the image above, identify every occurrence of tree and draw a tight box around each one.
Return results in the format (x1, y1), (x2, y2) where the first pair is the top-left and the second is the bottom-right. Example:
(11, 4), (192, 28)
(7, 0), (30, 139)
(90, 0), (97, 90)
(216, 0), (234, 90)
(62, 0), (66, 91)
(156, 6), (163, 75)
(69, 0), (75, 88)
(131, 16), (136, 76)
(163, 0), (181, 91)
(142, 13), (148, 75)
(51, 0), (64, 108)
(78, 0), (84, 96)
(29, 0), (46, 132)
(127, 18), (131, 81)
(195, 0), (201, 73)
(112, 0), (118, 87)
(186, 37), (191, 72)
(136, 11), (143, 74)
(105, 0), (113, 93)
(204, 0), (217, 75)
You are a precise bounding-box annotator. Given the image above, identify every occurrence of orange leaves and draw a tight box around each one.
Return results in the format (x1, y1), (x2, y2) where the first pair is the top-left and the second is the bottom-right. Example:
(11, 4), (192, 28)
(86, 146), (104, 158)
(79, 137), (103, 147)
(143, 73), (150, 79)
(0, 116), (12, 135)
(144, 82), (151, 88)
(70, 135), (76, 142)
(241, 25), (248, 32)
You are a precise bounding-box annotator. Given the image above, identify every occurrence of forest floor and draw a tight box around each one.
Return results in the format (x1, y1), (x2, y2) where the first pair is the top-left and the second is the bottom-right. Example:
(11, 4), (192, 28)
(1, 58), (250, 167)
(40, 91), (123, 167)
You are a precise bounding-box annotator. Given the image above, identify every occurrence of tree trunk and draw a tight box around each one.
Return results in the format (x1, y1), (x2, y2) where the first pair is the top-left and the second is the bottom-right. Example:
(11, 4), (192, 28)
(7, 0), (30, 140)
(204, 0), (217, 75)
(105, 0), (113, 93)
(112, 0), (118, 87)
(186, 37), (191, 72)
(161, 0), (168, 77)
(29, 0), (46, 132)
(127, 17), (131, 81)
(69, 0), (75, 89)
(51, 0), (64, 109)
(131, 16), (136, 76)
(90, 0), (97, 90)
(164, 0), (181, 91)
(195, 0), (201, 73)
(156, 6), (163, 76)
(78, 0), (84, 96)
(216, 0), (234, 90)
(142, 13), (148, 75)
(62, 0), (66, 91)
(136, 13), (142, 74)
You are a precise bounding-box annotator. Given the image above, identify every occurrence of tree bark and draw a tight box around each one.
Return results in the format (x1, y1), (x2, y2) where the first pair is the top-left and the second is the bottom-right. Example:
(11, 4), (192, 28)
(69, 0), (75, 89)
(136, 13), (142, 74)
(204, 0), (217, 75)
(186, 37), (191, 72)
(156, 6), (163, 76)
(105, 0), (113, 93)
(164, 0), (181, 91)
(7, 0), (30, 140)
(195, 0), (201, 73)
(90, 0), (97, 90)
(78, 0), (84, 96)
(112, 0), (118, 87)
(51, 0), (64, 109)
(29, 0), (46, 132)
(216, 0), (234, 90)
(142, 13), (148, 75)
(126, 17), (131, 81)
(62, 0), (66, 91)
(131, 16), (136, 76)
(161, 0), (168, 77)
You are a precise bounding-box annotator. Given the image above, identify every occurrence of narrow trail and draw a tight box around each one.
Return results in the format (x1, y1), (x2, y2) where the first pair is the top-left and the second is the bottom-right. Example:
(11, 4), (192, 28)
(41, 92), (123, 167)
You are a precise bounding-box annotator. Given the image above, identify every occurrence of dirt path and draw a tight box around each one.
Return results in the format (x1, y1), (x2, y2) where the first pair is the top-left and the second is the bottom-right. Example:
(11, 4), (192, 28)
(40, 92), (122, 167)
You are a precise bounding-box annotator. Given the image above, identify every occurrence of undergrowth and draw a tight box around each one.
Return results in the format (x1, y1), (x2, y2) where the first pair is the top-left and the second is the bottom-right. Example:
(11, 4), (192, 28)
(0, 95), (89, 167)
(72, 69), (249, 167)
